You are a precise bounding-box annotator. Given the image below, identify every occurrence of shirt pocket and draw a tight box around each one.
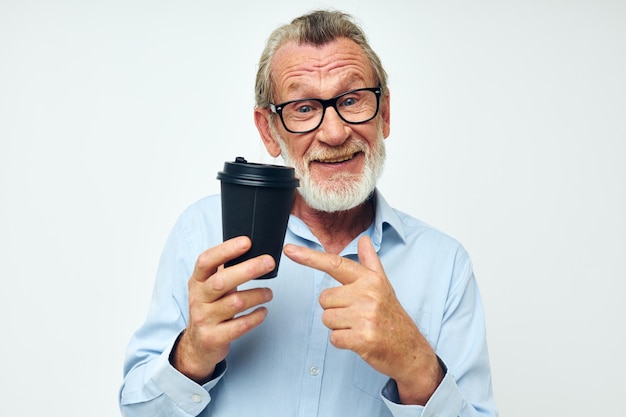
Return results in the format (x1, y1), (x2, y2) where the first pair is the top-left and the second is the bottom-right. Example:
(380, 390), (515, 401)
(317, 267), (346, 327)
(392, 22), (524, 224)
(352, 310), (432, 399)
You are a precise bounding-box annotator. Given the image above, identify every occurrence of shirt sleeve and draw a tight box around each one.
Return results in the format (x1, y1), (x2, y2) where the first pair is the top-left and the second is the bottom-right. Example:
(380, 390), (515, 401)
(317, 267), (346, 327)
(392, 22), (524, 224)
(380, 247), (497, 417)
(119, 205), (225, 417)
(120, 336), (227, 417)
(380, 361), (474, 417)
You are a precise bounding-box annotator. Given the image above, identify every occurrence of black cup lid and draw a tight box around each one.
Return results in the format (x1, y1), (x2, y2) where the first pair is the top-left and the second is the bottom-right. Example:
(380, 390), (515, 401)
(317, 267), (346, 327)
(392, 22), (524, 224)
(217, 156), (300, 188)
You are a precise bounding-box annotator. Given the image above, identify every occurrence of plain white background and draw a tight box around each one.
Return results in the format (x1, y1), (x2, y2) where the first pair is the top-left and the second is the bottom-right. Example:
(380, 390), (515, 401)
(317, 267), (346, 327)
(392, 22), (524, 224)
(1, 1), (624, 416)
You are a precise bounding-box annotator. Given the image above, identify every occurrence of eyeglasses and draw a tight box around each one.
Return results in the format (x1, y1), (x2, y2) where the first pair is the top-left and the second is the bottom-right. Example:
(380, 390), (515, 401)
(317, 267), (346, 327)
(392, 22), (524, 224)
(269, 87), (382, 134)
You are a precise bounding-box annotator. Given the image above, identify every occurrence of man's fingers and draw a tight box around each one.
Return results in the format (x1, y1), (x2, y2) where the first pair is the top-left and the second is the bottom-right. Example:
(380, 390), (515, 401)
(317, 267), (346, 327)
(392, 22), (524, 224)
(209, 287), (274, 323)
(284, 243), (361, 285)
(189, 236), (275, 304)
(192, 236), (252, 283)
(328, 328), (352, 350)
(216, 306), (269, 343)
(194, 254), (274, 303)
(321, 305), (353, 329)
(357, 236), (385, 274)
(284, 236), (384, 286)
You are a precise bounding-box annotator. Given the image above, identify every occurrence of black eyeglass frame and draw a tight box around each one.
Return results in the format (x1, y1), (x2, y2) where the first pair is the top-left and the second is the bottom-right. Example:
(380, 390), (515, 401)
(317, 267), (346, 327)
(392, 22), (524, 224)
(269, 87), (382, 134)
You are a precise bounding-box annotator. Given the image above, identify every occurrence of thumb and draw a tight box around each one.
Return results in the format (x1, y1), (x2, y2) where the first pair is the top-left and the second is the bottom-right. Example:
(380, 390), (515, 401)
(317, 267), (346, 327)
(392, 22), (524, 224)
(357, 236), (384, 274)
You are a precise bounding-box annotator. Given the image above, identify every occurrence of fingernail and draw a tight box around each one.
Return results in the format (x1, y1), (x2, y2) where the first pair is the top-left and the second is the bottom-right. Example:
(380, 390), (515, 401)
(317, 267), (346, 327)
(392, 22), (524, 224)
(236, 236), (250, 249)
(283, 244), (296, 255)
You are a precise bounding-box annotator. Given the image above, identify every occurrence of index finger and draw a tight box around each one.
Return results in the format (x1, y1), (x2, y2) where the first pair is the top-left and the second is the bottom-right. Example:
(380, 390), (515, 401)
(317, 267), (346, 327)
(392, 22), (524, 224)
(283, 243), (361, 285)
(192, 236), (252, 283)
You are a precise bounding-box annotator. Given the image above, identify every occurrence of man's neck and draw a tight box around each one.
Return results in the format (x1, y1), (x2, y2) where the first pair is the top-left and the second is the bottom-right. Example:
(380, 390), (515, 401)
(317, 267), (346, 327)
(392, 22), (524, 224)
(291, 194), (375, 255)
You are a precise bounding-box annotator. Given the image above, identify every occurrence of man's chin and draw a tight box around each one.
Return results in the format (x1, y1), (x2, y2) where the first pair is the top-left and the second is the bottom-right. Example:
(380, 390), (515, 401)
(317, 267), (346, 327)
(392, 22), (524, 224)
(298, 183), (374, 213)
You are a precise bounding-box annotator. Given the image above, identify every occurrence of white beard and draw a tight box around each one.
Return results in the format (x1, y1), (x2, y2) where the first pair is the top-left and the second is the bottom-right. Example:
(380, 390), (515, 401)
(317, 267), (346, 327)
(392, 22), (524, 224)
(270, 124), (386, 213)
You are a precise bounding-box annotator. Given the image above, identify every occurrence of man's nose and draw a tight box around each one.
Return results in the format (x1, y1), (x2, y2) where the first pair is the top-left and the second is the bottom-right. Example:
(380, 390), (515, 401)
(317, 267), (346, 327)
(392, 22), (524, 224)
(317, 106), (350, 146)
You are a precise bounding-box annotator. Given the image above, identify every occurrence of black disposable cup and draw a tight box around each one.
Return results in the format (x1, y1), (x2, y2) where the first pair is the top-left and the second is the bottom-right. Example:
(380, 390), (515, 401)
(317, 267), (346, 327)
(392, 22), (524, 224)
(217, 157), (299, 279)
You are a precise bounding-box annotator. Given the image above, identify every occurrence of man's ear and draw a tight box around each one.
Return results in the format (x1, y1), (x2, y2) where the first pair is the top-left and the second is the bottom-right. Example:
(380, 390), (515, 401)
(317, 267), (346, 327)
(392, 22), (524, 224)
(254, 108), (282, 157)
(381, 91), (391, 139)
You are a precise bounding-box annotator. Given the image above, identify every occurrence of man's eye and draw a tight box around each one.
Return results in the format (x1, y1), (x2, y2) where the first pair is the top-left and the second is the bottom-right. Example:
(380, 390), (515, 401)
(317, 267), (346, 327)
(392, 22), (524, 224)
(295, 105), (313, 113)
(340, 97), (358, 107)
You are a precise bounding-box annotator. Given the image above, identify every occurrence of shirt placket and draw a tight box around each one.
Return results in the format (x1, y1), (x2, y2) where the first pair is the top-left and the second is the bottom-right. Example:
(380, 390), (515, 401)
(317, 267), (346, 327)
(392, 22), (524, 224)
(297, 269), (332, 417)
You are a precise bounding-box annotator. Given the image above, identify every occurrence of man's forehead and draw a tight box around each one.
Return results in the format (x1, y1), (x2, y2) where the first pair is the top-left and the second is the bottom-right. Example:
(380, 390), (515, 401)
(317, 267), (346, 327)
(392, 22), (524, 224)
(271, 38), (375, 96)
(273, 38), (367, 67)
(281, 73), (367, 96)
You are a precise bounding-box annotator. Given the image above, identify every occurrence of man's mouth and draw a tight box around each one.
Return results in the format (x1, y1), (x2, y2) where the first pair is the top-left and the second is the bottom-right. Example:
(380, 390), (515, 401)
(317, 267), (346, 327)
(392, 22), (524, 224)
(314, 151), (361, 164)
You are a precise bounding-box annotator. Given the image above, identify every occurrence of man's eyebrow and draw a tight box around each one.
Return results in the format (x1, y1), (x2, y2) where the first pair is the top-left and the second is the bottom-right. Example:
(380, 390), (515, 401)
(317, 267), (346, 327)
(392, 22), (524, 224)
(282, 77), (369, 100)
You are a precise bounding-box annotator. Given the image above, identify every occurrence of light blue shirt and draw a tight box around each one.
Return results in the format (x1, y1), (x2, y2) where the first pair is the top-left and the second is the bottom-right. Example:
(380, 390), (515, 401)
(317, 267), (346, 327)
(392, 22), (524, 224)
(120, 190), (497, 416)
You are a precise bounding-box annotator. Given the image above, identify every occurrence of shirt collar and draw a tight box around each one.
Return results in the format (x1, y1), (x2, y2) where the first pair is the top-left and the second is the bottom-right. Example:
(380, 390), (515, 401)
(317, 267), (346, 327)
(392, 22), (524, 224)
(287, 189), (407, 251)
(371, 189), (407, 251)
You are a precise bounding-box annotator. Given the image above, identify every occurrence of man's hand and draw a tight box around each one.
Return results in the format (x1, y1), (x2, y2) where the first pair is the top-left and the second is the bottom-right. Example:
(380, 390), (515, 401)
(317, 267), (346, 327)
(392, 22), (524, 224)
(283, 236), (444, 405)
(171, 236), (275, 383)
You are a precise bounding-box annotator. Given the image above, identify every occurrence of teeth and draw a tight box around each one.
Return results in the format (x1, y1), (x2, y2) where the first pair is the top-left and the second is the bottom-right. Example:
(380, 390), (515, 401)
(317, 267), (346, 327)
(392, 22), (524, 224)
(318, 154), (354, 163)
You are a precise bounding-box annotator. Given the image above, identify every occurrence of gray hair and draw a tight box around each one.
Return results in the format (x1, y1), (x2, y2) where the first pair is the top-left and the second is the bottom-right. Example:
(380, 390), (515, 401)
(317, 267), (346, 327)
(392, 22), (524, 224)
(254, 10), (388, 108)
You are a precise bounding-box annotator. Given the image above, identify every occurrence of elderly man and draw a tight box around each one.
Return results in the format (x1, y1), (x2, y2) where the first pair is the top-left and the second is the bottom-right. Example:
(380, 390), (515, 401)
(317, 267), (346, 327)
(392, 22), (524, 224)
(120, 9), (497, 417)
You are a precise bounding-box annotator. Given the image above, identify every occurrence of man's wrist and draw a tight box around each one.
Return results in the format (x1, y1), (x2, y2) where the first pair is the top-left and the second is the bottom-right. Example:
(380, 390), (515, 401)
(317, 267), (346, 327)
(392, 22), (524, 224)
(169, 329), (217, 384)
(397, 355), (446, 405)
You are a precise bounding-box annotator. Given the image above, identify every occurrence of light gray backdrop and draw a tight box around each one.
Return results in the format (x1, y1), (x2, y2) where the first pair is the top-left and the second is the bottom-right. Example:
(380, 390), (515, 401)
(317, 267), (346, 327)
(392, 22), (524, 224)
(1, 1), (624, 416)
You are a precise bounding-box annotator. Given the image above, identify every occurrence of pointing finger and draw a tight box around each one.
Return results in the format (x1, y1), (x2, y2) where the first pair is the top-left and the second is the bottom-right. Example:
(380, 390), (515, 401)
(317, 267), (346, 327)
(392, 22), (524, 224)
(283, 243), (361, 285)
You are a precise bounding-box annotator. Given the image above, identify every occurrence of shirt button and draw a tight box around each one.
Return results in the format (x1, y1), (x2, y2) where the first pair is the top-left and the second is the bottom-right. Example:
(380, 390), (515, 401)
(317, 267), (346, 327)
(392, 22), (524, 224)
(191, 394), (202, 403)
(309, 366), (320, 376)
